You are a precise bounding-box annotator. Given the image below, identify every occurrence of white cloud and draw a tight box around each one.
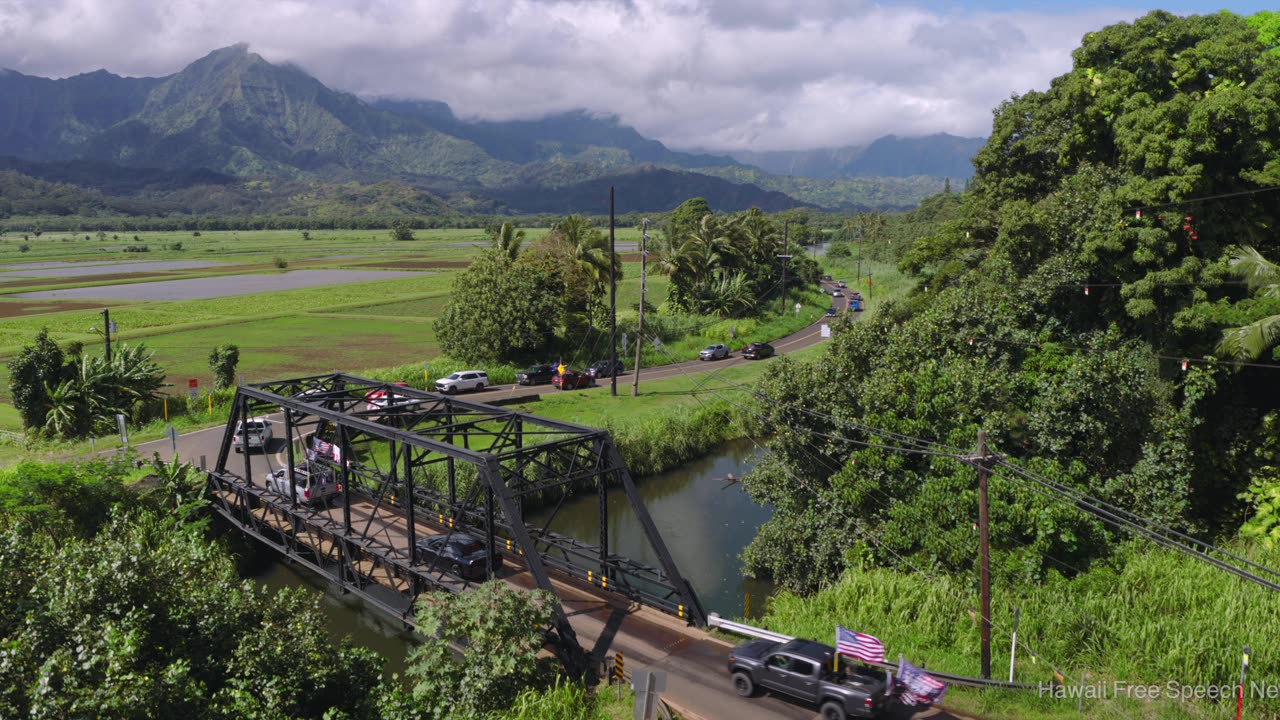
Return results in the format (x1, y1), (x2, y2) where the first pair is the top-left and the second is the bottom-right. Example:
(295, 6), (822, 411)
(0, 0), (1143, 151)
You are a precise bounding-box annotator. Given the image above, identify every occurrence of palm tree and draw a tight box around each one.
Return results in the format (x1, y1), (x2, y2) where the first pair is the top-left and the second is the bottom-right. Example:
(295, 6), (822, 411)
(552, 215), (618, 295)
(490, 222), (525, 260)
(1219, 246), (1280, 360)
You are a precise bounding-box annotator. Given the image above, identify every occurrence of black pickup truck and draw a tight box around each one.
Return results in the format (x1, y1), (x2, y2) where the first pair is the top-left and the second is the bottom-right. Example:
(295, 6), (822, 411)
(727, 638), (888, 719)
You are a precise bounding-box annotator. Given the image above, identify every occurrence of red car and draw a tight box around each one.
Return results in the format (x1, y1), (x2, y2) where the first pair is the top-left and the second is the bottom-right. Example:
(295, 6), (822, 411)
(552, 370), (596, 390)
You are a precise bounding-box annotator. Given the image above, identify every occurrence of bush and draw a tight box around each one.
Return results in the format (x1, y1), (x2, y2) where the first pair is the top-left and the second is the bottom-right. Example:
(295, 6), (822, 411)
(273, 256), (288, 268)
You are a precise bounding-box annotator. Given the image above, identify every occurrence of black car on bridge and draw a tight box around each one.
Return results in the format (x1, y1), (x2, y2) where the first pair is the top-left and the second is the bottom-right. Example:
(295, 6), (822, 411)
(414, 532), (503, 580)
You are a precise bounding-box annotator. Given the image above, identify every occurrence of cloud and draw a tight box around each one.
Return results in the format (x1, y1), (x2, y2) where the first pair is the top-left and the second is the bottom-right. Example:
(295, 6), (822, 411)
(0, 0), (1142, 151)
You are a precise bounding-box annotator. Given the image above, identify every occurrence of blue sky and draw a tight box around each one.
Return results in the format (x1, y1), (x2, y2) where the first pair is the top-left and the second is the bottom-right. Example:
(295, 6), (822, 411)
(0, 1), (1268, 151)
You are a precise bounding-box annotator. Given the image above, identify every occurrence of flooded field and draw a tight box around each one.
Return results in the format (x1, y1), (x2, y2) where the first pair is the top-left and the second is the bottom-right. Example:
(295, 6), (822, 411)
(0, 260), (227, 278)
(15, 269), (426, 301)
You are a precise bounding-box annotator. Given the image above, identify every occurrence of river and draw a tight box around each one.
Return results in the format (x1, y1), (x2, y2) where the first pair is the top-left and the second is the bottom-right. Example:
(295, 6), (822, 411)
(249, 438), (776, 672)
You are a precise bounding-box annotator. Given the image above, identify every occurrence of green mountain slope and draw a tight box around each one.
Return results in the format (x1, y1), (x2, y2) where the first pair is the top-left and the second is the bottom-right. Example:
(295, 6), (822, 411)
(0, 44), (972, 213)
(0, 68), (162, 160)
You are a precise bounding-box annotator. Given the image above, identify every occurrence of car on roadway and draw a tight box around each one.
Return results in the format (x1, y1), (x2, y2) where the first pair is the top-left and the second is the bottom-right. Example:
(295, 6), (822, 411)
(435, 370), (489, 394)
(832, 290), (844, 297)
(825, 307), (838, 317)
(728, 638), (888, 719)
(699, 344), (730, 361)
(585, 359), (626, 378)
(553, 369), (596, 390)
(822, 274), (833, 281)
(414, 532), (503, 580)
(850, 291), (863, 301)
(742, 342), (775, 360)
(264, 465), (341, 506)
(232, 417), (274, 454)
(516, 364), (557, 385)
(365, 381), (412, 410)
(837, 280), (847, 288)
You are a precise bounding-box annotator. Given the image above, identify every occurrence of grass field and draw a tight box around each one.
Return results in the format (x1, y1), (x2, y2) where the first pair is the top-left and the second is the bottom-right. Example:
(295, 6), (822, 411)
(0, 227), (905, 441)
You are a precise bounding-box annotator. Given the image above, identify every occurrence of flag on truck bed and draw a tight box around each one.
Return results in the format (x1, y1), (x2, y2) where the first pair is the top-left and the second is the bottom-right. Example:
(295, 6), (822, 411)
(897, 659), (947, 706)
(836, 625), (886, 663)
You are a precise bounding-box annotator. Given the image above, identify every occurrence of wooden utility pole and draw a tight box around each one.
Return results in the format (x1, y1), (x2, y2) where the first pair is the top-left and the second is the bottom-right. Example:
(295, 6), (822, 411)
(977, 429), (992, 680)
(632, 219), (649, 397)
(778, 221), (790, 316)
(101, 308), (113, 362)
(609, 186), (618, 397)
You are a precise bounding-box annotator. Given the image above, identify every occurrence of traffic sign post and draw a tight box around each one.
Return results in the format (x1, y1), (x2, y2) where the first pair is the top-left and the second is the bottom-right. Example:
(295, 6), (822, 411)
(188, 378), (198, 400)
(166, 425), (179, 456)
(115, 413), (128, 446)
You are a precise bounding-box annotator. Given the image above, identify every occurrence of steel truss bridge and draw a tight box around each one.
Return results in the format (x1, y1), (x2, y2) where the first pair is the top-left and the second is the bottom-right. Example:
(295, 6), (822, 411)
(207, 373), (707, 675)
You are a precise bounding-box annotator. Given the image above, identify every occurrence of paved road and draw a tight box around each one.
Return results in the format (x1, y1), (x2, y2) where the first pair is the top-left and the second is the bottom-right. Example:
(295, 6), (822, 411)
(143, 280), (849, 466)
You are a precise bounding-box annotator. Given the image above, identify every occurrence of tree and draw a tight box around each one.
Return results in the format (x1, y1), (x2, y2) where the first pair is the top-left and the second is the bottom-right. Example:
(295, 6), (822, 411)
(208, 344), (241, 390)
(436, 249), (562, 363)
(664, 197), (712, 245)
(1217, 246), (1280, 360)
(391, 218), (416, 242)
(405, 583), (559, 719)
(7, 328), (65, 430)
(489, 222), (525, 260)
(545, 215), (619, 326)
(43, 344), (166, 439)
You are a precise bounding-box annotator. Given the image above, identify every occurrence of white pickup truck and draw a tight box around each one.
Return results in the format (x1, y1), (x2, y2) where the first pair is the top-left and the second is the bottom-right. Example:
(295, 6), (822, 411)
(264, 465), (341, 506)
(232, 417), (274, 453)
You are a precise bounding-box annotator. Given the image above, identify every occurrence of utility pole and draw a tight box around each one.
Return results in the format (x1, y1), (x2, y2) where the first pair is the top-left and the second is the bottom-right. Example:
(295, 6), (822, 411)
(976, 429), (992, 680)
(609, 186), (618, 397)
(632, 219), (649, 397)
(778, 221), (790, 317)
(101, 308), (113, 363)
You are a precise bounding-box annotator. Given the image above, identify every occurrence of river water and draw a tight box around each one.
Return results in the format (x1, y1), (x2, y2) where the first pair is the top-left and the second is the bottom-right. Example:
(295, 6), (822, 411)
(249, 438), (776, 672)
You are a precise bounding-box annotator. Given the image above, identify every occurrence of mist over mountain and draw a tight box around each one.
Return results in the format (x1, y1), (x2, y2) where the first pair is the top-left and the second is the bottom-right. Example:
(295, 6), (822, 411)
(730, 134), (985, 180)
(0, 45), (982, 215)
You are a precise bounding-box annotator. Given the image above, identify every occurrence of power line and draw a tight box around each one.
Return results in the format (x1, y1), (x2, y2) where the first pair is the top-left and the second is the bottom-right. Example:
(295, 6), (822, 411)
(636, 335), (1139, 718)
(1127, 184), (1280, 215)
(970, 334), (1280, 372)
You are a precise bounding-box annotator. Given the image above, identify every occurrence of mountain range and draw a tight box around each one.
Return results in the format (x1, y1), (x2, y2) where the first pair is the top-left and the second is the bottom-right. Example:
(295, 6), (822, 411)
(0, 45), (983, 217)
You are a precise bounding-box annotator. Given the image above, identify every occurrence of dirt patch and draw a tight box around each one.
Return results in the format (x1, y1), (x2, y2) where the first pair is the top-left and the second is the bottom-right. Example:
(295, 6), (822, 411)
(619, 253), (643, 262)
(0, 300), (112, 318)
(355, 260), (471, 269)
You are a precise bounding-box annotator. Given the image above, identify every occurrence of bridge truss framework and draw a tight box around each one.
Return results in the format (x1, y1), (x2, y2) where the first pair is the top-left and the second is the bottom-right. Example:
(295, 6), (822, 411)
(206, 373), (708, 675)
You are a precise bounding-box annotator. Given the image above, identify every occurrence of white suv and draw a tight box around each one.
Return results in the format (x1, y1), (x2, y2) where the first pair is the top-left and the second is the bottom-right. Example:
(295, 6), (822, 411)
(435, 370), (489, 394)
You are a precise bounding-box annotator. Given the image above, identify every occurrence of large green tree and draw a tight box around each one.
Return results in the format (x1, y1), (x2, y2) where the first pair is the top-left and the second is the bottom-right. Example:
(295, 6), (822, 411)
(7, 328), (65, 430)
(436, 249), (562, 363)
(404, 583), (559, 719)
(743, 10), (1280, 593)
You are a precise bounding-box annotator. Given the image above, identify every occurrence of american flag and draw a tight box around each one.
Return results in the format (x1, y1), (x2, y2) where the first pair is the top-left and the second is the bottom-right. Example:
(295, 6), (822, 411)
(896, 659), (947, 706)
(835, 625), (886, 664)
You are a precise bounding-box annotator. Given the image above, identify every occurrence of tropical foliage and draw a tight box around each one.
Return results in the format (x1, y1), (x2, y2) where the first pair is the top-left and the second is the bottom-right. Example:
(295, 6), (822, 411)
(743, 10), (1280, 594)
(43, 344), (165, 439)
(655, 201), (820, 316)
(1217, 245), (1280, 359)
(436, 248), (563, 363)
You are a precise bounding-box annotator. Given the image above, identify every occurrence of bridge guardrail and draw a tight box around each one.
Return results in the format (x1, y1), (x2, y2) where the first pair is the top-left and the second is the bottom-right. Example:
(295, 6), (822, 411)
(707, 613), (1040, 692)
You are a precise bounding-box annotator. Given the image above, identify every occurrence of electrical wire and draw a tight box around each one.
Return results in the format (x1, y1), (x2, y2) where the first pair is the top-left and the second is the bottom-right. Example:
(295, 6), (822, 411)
(1127, 184), (1280, 215)
(635, 333), (1139, 718)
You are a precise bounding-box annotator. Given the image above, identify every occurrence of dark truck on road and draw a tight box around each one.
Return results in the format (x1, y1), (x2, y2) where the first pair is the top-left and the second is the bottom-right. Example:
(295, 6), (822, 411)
(728, 638), (888, 719)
